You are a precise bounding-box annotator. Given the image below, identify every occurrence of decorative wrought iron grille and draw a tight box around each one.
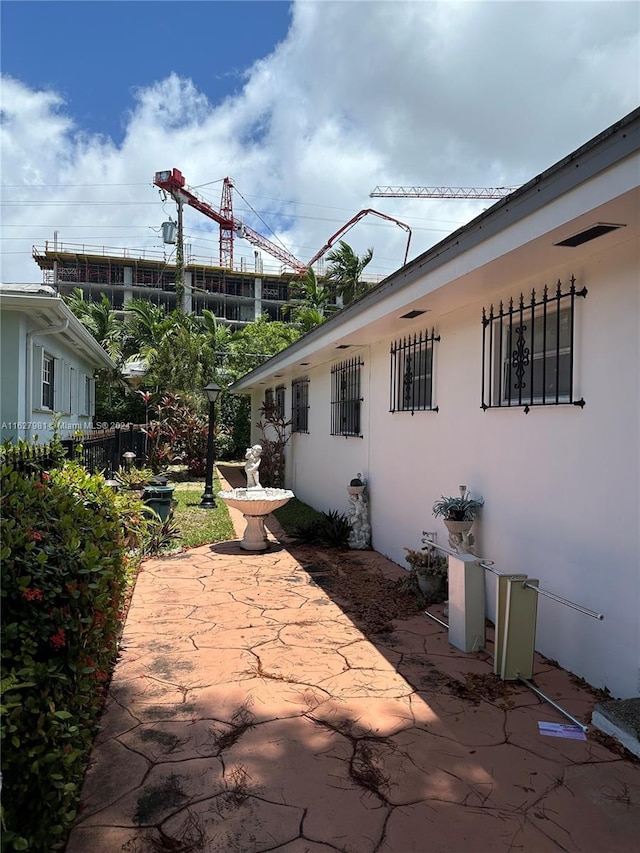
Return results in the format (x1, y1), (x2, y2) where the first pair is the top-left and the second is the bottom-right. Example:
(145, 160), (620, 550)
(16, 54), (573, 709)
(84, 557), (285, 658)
(331, 357), (364, 436)
(390, 328), (440, 413)
(482, 276), (587, 413)
(275, 384), (286, 418)
(291, 377), (309, 433)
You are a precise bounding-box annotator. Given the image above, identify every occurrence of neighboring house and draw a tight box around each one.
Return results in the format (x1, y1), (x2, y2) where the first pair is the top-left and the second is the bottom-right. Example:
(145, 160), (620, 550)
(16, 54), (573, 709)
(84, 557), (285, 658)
(0, 283), (115, 444)
(230, 108), (640, 700)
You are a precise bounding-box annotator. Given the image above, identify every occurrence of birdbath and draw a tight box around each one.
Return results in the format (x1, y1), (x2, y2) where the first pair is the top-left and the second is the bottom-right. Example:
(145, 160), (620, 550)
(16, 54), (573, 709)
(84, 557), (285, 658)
(218, 487), (294, 551)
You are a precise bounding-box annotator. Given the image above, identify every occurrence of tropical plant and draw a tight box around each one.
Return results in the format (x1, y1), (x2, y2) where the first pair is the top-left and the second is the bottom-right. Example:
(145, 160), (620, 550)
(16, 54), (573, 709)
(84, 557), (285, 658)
(291, 509), (351, 548)
(115, 465), (154, 489)
(325, 240), (374, 306)
(283, 267), (336, 331)
(0, 461), (143, 850)
(432, 486), (484, 521)
(255, 399), (292, 488)
(65, 289), (123, 362)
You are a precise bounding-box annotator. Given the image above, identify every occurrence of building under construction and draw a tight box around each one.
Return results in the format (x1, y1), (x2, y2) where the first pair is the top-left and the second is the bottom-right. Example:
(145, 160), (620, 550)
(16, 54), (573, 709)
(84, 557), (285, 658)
(32, 240), (303, 328)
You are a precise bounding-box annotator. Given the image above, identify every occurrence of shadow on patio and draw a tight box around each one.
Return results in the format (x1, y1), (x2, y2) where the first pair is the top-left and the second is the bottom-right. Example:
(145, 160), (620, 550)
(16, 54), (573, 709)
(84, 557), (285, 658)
(63, 466), (640, 853)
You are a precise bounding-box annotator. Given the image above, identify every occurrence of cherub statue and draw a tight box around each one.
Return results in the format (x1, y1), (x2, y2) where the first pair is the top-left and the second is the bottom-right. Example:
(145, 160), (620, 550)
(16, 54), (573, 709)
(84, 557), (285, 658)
(244, 444), (263, 489)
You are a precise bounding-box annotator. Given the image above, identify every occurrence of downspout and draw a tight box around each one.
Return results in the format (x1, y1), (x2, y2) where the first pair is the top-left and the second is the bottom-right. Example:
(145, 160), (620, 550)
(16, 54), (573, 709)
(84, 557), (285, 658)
(26, 317), (70, 443)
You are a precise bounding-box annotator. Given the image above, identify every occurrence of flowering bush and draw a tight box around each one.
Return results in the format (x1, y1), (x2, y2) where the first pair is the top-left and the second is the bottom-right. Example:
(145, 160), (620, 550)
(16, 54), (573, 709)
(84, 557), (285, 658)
(0, 461), (143, 851)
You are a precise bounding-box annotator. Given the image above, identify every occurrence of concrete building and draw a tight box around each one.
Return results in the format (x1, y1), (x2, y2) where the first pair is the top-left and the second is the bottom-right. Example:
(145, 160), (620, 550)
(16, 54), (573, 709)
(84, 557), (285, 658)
(31, 243), (321, 328)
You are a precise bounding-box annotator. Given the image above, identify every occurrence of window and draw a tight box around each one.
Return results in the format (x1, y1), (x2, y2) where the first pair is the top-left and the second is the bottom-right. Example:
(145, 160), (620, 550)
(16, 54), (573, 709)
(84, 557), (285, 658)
(42, 354), (55, 410)
(482, 277), (586, 413)
(291, 377), (309, 433)
(265, 388), (274, 408)
(331, 357), (363, 437)
(275, 384), (286, 418)
(390, 329), (439, 413)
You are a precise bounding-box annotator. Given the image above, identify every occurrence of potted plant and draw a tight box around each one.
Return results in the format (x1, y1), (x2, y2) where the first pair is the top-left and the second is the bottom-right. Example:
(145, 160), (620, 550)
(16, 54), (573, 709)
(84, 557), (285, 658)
(402, 535), (448, 602)
(432, 485), (484, 553)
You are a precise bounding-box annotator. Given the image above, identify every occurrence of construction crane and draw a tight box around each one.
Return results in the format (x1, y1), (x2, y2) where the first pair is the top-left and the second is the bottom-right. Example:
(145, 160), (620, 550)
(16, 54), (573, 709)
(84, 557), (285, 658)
(155, 168), (413, 274)
(154, 169), (307, 273)
(370, 185), (519, 199)
(307, 208), (411, 268)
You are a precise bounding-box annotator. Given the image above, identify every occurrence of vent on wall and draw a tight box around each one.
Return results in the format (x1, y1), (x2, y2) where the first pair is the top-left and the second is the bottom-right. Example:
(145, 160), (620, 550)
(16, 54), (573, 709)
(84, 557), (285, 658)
(400, 309), (427, 319)
(554, 223), (625, 247)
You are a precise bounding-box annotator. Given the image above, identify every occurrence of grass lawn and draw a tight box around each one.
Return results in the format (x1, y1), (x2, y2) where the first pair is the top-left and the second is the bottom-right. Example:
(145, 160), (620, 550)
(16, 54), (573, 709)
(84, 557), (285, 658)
(170, 479), (236, 548)
(272, 497), (323, 532)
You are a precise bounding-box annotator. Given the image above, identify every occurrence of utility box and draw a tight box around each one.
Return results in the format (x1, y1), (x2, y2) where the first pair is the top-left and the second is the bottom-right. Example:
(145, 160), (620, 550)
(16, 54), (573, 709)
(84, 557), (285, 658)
(494, 575), (539, 680)
(447, 553), (485, 653)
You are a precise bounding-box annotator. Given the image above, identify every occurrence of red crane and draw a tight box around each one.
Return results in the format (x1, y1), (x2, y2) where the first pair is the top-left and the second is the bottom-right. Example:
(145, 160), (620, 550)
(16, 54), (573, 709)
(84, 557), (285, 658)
(154, 169), (307, 273)
(154, 168), (413, 273)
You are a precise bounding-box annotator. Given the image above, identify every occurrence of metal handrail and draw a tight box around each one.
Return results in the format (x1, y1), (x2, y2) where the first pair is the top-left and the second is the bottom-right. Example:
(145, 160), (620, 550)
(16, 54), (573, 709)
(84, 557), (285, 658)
(521, 582), (604, 620)
(425, 542), (604, 619)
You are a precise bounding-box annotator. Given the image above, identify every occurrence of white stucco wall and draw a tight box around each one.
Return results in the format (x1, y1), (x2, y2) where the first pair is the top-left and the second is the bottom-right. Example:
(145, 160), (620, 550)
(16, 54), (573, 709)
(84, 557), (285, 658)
(250, 237), (639, 698)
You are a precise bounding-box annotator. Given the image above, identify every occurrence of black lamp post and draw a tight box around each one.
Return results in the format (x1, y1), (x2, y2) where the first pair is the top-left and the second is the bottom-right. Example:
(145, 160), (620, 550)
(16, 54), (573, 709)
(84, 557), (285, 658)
(200, 381), (221, 509)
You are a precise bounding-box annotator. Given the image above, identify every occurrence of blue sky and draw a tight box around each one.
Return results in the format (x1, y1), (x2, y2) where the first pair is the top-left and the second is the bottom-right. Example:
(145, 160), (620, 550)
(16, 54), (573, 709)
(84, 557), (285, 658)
(1, 1), (639, 282)
(1, 1), (293, 142)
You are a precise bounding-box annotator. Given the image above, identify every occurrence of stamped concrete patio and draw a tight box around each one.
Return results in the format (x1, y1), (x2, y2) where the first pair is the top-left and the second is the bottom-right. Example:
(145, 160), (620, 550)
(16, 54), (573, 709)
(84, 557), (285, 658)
(64, 467), (640, 853)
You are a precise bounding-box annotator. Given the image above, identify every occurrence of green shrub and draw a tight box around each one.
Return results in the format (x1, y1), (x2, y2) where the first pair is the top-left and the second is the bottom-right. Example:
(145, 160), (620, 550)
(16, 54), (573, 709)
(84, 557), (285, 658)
(291, 509), (351, 549)
(0, 462), (141, 851)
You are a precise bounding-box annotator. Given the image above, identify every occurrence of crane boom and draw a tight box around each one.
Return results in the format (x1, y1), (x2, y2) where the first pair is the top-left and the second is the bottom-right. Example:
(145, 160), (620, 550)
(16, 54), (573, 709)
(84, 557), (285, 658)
(370, 185), (518, 199)
(306, 209), (412, 268)
(154, 169), (307, 273)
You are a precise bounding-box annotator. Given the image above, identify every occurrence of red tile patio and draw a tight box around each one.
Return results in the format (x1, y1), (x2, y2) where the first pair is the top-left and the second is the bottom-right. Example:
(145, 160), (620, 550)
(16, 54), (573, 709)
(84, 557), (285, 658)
(64, 467), (640, 852)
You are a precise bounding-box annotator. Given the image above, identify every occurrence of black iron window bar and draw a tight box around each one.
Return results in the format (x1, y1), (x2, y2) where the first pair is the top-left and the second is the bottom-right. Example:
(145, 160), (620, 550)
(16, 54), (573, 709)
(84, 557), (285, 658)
(264, 388), (274, 409)
(291, 376), (309, 433)
(275, 384), (286, 418)
(482, 276), (587, 413)
(390, 328), (440, 414)
(331, 356), (364, 437)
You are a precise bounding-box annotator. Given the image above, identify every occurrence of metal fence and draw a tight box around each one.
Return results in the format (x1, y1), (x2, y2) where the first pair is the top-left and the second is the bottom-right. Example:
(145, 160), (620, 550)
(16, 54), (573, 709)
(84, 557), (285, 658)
(62, 426), (148, 475)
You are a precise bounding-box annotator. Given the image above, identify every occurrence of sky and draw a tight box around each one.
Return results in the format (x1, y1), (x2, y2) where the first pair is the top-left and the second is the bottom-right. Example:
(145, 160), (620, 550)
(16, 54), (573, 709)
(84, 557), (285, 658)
(1, 0), (639, 284)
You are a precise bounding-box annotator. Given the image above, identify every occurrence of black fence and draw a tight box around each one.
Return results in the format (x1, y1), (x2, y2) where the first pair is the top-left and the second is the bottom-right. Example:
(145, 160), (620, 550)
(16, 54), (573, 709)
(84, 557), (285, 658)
(62, 426), (148, 475)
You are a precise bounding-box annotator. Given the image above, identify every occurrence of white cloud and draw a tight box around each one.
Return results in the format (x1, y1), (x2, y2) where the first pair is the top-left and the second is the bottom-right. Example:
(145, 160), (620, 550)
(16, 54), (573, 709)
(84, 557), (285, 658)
(2, 0), (638, 283)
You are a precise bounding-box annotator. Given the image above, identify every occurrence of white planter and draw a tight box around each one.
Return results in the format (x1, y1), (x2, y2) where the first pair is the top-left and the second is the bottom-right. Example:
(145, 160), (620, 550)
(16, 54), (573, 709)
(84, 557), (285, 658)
(443, 519), (475, 554)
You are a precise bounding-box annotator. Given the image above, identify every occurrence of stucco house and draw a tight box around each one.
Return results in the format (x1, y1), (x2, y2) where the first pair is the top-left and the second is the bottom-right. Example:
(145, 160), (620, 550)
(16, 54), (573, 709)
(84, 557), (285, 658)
(0, 283), (115, 445)
(230, 108), (640, 700)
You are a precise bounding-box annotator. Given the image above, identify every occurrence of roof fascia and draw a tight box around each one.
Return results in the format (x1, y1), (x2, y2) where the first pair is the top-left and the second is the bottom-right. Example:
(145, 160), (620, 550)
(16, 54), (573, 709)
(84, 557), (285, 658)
(0, 292), (115, 370)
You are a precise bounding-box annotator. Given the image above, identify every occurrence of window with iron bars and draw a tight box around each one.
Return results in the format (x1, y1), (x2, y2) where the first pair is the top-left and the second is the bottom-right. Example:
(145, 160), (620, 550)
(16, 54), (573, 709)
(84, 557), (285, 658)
(291, 377), (309, 433)
(275, 384), (286, 418)
(481, 276), (587, 413)
(390, 329), (439, 413)
(264, 388), (274, 409)
(331, 357), (363, 437)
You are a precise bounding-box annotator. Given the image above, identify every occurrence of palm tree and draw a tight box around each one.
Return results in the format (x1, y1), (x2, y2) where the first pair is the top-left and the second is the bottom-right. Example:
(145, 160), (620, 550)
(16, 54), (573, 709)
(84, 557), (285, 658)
(122, 299), (177, 365)
(325, 241), (374, 306)
(65, 289), (123, 362)
(283, 267), (335, 331)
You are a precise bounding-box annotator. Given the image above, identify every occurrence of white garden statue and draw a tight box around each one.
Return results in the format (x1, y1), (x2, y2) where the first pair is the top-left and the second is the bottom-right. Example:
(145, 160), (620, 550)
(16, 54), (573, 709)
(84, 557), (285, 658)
(244, 444), (263, 489)
(347, 474), (371, 549)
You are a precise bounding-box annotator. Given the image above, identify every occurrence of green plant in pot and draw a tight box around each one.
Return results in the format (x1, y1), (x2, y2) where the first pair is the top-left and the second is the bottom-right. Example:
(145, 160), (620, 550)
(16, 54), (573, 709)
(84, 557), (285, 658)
(401, 534), (448, 604)
(115, 465), (154, 490)
(432, 485), (484, 553)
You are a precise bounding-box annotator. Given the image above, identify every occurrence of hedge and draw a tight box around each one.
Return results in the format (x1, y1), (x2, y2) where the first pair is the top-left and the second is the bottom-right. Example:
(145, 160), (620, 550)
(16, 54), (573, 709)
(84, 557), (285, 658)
(0, 462), (145, 851)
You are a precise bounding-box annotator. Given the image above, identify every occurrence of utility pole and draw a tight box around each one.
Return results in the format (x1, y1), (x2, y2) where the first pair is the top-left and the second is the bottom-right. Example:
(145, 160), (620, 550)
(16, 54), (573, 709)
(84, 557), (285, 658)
(175, 195), (185, 312)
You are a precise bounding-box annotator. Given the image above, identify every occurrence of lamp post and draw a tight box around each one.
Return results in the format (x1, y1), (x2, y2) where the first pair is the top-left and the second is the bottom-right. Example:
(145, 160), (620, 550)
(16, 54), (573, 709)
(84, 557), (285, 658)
(200, 381), (221, 509)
